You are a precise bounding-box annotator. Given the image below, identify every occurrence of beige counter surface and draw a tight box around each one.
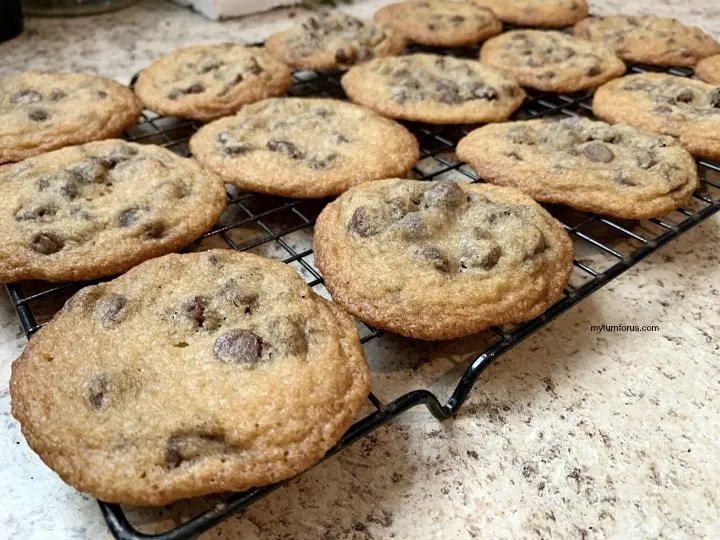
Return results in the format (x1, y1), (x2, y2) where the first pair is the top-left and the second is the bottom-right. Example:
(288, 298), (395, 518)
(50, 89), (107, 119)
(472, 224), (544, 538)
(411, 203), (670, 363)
(1, 1), (719, 538)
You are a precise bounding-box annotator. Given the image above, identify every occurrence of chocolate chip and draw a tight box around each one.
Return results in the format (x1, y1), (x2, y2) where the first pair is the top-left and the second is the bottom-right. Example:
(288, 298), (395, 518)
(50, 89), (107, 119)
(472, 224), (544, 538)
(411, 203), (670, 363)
(674, 88), (695, 103)
(460, 240), (501, 270)
(223, 142), (251, 156)
(709, 88), (720, 108)
(501, 84), (518, 98)
(587, 65), (602, 76)
(186, 81), (205, 94)
(582, 142), (614, 163)
(10, 89), (42, 104)
(28, 109), (50, 122)
(118, 207), (141, 227)
(391, 88), (408, 104)
(613, 171), (636, 186)
(97, 145), (138, 169)
(97, 90), (108, 99)
(635, 150), (657, 170)
(507, 126), (535, 145)
(48, 88), (67, 101)
(653, 105), (673, 114)
(69, 161), (106, 184)
(88, 374), (109, 409)
(100, 295), (127, 325)
(469, 83), (498, 101)
(182, 296), (209, 328)
(388, 197), (415, 219)
(15, 204), (57, 222)
(214, 329), (263, 364)
(200, 61), (222, 73)
(310, 152), (338, 170)
(415, 246), (449, 272)
(220, 283), (258, 313)
(335, 48), (356, 65)
(527, 57), (545, 67)
(507, 151), (522, 160)
(347, 206), (384, 238)
(30, 231), (64, 254)
(424, 182), (465, 209)
(269, 317), (307, 357)
(267, 139), (303, 159)
(332, 132), (349, 144)
(168, 89), (182, 100)
(247, 58), (264, 75)
(142, 220), (165, 239)
(449, 15), (464, 24)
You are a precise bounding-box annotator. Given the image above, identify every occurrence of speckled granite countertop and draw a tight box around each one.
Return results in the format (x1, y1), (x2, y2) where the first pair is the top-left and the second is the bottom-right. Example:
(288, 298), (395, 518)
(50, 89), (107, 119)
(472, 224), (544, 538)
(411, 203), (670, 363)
(1, 1), (720, 538)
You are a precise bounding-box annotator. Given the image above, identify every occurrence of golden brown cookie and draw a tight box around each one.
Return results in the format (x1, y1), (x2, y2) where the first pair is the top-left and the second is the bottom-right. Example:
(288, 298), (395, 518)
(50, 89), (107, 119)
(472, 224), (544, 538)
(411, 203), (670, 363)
(471, 0), (588, 28)
(134, 43), (292, 122)
(695, 54), (720, 84)
(341, 54), (525, 124)
(593, 73), (720, 161)
(266, 10), (406, 70)
(0, 72), (141, 164)
(457, 117), (698, 219)
(10, 249), (370, 505)
(0, 140), (227, 283)
(480, 30), (626, 92)
(314, 179), (574, 340)
(574, 15), (720, 67)
(189, 98), (419, 198)
(374, 0), (502, 48)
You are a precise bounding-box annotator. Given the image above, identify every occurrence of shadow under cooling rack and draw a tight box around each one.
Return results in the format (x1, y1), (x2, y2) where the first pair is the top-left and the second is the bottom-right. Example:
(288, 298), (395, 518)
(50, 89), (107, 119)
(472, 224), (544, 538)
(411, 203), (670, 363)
(5, 49), (720, 540)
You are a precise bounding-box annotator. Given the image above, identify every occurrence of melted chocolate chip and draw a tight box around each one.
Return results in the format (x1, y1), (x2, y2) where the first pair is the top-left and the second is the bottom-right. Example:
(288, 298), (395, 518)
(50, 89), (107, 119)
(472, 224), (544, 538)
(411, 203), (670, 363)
(356, 48), (372, 62)
(247, 58), (264, 75)
(582, 142), (614, 163)
(388, 197), (416, 219)
(415, 246), (449, 272)
(708, 88), (720, 108)
(397, 212), (428, 239)
(15, 204), (57, 222)
(461, 240), (501, 270)
(449, 15), (464, 24)
(200, 61), (222, 73)
(347, 206), (384, 238)
(97, 90), (108, 99)
(269, 317), (307, 357)
(100, 295), (128, 325)
(310, 153), (338, 170)
(88, 374), (109, 409)
(332, 132), (349, 144)
(653, 105), (673, 114)
(613, 171), (636, 186)
(186, 81), (205, 94)
(48, 88), (67, 101)
(118, 207), (141, 227)
(220, 281), (258, 313)
(182, 296), (209, 328)
(335, 48), (356, 65)
(223, 142), (251, 156)
(635, 150), (656, 170)
(587, 65), (602, 77)
(142, 221), (166, 239)
(30, 231), (64, 254)
(11, 89), (42, 104)
(424, 182), (465, 209)
(674, 88), (695, 103)
(267, 139), (303, 159)
(28, 109), (50, 122)
(214, 329), (263, 364)
(469, 83), (498, 101)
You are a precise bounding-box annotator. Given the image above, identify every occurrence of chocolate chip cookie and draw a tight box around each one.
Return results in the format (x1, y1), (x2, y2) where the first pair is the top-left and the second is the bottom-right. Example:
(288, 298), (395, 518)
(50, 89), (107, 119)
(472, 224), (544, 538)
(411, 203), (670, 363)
(457, 118), (698, 219)
(0, 72), (141, 164)
(695, 54), (720, 84)
(10, 249), (370, 505)
(0, 140), (227, 283)
(189, 98), (419, 198)
(573, 15), (720, 67)
(374, 0), (501, 48)
(341, 54), (525, 124)
(471, 0), (588, 28)
(314, 179), (573, 340)
(134, 43), (293, 122)
(265, 10), (406, 70)
(593, 73), (720, 160)
(480, 30), (626, 93)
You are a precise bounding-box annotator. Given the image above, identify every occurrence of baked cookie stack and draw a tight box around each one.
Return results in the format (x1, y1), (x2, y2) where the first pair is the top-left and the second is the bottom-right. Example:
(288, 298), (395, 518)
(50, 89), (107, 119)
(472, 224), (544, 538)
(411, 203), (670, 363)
(4, 0), (718, 511)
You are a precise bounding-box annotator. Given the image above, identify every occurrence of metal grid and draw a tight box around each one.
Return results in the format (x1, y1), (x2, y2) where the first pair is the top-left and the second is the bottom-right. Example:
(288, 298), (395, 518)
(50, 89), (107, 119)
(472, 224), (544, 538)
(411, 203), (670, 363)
(5, 47), (720, 539)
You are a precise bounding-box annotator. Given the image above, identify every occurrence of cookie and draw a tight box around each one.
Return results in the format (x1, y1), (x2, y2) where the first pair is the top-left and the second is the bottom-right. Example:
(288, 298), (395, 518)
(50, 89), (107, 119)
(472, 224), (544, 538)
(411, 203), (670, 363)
(0, 71), (141, 164)
(480, 30), (626, 92)
(695, 54), (720, 84)
(573, 15), (720, 67)
(471, 0), (588, 28)
(10, 249), (370, 505)
(592, 73), (720, 161)
(314, 179), (573, 340)
(0, 140), (227, 283)
(189, 98), (419, 198)
(265, 10), (406, 70)
(457, 117), (698, 219)
(374, 0), (502, 48)
(341, 54), (525, 124)
(134, 43), (293, 122)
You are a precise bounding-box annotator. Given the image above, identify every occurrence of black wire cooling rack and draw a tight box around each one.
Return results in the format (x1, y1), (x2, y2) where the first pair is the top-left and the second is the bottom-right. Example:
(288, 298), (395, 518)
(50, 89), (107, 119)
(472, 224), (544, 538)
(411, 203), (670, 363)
(5, 44), (720, 539)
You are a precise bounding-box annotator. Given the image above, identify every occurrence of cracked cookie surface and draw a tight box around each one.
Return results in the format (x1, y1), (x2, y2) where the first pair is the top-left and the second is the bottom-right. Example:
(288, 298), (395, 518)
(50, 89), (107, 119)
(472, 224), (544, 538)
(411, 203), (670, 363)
(480, 30), (626, 92)
(134, 43), (292, 122)
(189, 97), (419, 198)
(374, 0), (501, 48)
(266, 10), (406, 70)
(471, 0), (588, 28)
(341, 54), (525, 124)
(314, 179), (573, 340)
(0, 71), (141, 164)
(695, 54), (720, 84)
(10, 249), (370, 505)
(457, 118), (698, 219)
(574, 15), (720, 67)
(592, 73), (720, 160)
(0, 140), (226, 282)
